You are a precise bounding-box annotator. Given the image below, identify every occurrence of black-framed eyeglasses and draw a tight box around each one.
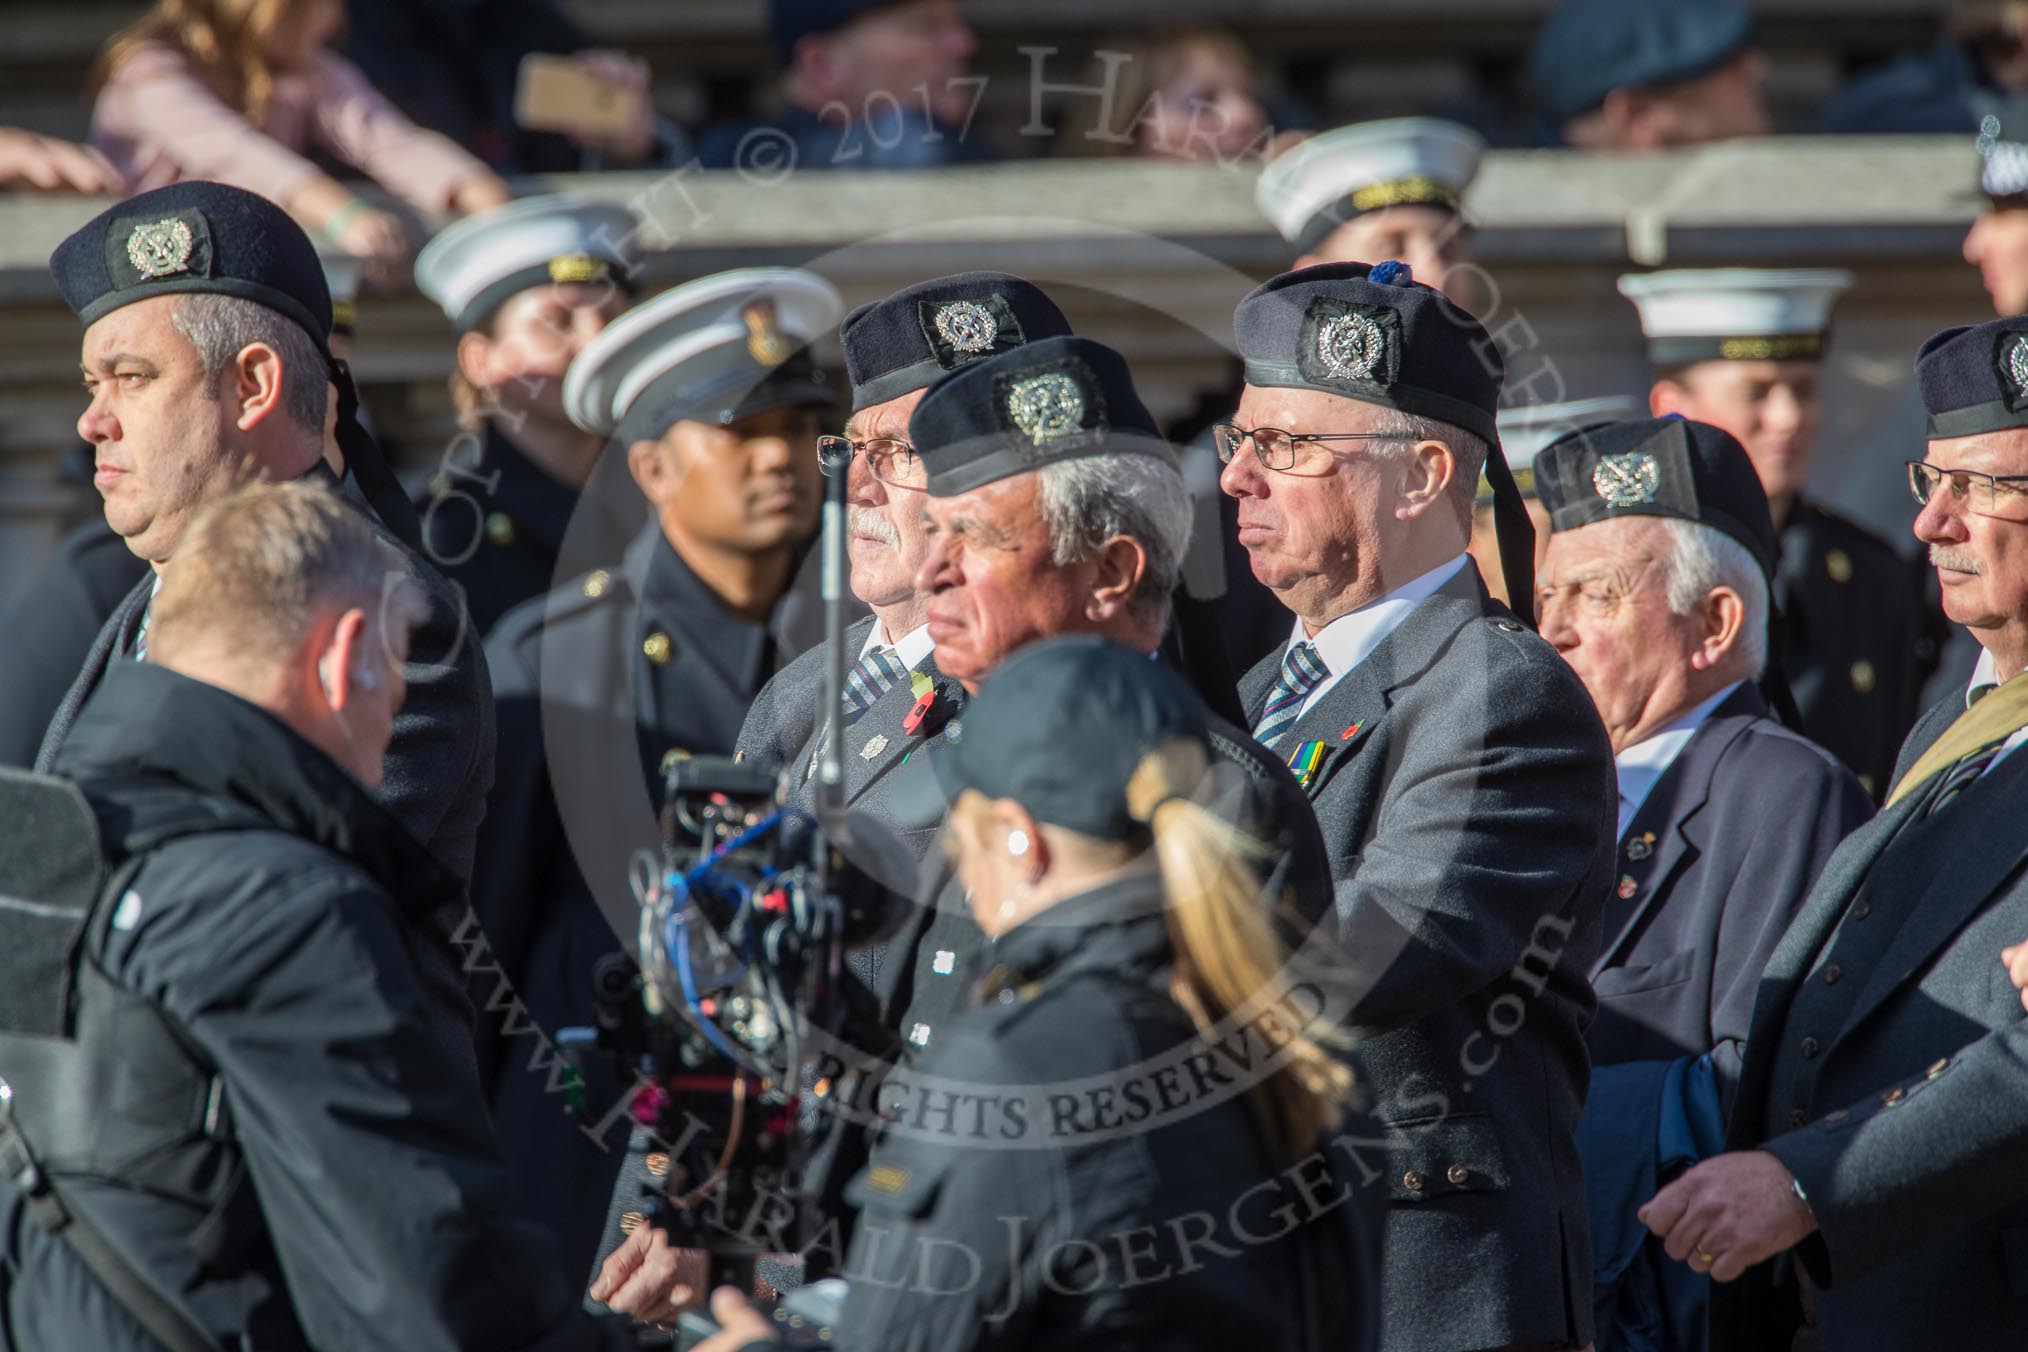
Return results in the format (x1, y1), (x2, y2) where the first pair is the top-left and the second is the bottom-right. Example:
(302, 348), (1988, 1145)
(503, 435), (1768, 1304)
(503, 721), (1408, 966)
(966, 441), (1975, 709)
(817, 434), (924, 489)
(1212, 421), (1411, 473)
(1906, 460), (2028, 518)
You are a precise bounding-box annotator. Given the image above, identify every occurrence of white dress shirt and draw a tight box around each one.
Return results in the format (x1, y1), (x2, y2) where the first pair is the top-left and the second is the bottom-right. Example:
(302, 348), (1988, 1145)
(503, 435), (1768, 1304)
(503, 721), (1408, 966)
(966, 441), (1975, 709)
(1965, 647), (2028, 777)
(1613, 681), (1744, 840)
(860, 619), (935, 673)
(1292, 553), (1469, 717)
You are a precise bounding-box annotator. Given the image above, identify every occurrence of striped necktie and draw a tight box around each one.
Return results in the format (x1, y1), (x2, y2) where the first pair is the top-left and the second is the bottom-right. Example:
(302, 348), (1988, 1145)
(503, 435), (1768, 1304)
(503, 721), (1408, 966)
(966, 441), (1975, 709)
(1924, 742), (2006, 818)
(844, 645), (910, 720)
(1252, 642), (1329, 750)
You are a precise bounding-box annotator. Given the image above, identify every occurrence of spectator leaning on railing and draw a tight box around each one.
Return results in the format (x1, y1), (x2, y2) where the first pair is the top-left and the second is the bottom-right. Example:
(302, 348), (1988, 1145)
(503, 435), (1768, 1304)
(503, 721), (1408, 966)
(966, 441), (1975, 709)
(0, 127), (124, 195)
(89, 0), (512, 287)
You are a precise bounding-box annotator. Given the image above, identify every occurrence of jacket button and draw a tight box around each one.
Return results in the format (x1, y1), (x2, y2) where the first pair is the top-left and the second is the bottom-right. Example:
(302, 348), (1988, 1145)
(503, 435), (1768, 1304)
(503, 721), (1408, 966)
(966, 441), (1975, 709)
(645, 1152), (669, 1178)
(1402, 1170), (1426, 1192)
(643, 632), (674, 665)
(1852, 901), (1871, 920)
(1927, 1058), (1949, 1079)
(619, 1211), (645, 1235)
(583, 569), (611, 599)
(485, 511), (517, 546)
(1822, 964), (1841, 985)
(1788, 1108), (1807, 1128)
(1850, 660), (1876, 694)
(1800, 1037), (1820, 1059)
(1446, 1163), (1469, 1186)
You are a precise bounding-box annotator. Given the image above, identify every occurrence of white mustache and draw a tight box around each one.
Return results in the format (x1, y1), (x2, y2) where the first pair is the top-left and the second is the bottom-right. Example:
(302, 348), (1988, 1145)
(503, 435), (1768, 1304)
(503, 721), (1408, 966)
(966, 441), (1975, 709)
(1931, 545), (1983, 574)
(849, 506), (899, 547)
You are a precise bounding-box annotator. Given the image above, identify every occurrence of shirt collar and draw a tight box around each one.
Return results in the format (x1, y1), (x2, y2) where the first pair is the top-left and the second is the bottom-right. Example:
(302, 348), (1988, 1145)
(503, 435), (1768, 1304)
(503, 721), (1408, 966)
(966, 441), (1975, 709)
(862, 618), (935, 672)
(1613, 680), (1744, 838)
(1296, 553), (1469, 678)
(1970, 646), (2001, 708)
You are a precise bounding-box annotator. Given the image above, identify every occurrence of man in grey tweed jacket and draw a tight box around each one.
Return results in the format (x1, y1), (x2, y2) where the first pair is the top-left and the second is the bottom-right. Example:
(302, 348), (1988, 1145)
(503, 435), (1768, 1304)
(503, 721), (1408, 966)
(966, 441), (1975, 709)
(1223, 261), (1616, 1352)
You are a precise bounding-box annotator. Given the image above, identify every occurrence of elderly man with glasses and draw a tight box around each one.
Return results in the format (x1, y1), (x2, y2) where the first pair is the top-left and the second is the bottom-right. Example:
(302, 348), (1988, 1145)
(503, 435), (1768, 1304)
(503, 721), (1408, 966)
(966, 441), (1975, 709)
(1219, 261), (1615, 1352)
(1644, 314), (2028, 1352)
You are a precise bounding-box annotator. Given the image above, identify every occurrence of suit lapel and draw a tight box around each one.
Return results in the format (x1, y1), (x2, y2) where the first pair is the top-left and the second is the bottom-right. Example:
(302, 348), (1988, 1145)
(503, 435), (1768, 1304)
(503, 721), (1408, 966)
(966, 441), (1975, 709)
(1592, 692), (1766, 976)
(1833, 748), (2028, 1045)
(803, 655), (958, 807)
(35, 577), (151, 773)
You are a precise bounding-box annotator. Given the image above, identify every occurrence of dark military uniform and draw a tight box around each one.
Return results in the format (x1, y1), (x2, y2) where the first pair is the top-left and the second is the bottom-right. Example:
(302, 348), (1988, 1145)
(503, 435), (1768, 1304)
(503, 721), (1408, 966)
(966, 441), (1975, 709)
(477, 521), (823, 1275)
(0, 518), (145, 768)
(1777, 501), (1924, 798)
(418, 423), (635, 637)
(0, 660), (623, 1352)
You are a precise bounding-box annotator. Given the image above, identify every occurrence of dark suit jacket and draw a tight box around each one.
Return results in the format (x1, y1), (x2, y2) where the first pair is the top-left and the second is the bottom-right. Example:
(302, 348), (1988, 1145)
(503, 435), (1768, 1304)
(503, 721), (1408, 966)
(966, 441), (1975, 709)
(0, 518), (146, 769)
(1239, 561), (1616, 1352)
(1714, 685), (2028, 1351)
(1589, 686), (1873, 1089)
(31, 497), (494, 894)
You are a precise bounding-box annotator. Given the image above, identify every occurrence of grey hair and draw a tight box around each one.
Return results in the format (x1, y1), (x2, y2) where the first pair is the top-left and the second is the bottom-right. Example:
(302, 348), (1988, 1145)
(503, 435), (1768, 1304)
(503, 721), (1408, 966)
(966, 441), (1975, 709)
(1036, 452), (1194, 621)
(171, 294), (329, 434)
(1367, 406), (1490, 513)
(1656, 517), (1769, 676)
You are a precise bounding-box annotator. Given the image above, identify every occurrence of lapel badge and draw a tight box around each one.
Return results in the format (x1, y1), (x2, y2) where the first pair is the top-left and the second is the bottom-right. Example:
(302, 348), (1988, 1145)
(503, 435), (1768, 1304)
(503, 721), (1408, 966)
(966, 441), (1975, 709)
(127, 218), (195, 280)
(1287, 739), (1326, 789)
(1626, 832), (1656, 862)
(944, 719), (962, 743)
(1616, 874), (1638, 901)
(860, 733), (889, 761)
(1341, 720), (1365, 742)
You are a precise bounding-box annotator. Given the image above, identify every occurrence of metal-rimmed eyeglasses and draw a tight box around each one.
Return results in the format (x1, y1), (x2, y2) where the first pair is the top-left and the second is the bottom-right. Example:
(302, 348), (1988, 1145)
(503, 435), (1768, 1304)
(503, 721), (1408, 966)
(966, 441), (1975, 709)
(1212, 421), (1411, 474)
(817, 435), (925, 489)
(1906, 460), (2028, 519)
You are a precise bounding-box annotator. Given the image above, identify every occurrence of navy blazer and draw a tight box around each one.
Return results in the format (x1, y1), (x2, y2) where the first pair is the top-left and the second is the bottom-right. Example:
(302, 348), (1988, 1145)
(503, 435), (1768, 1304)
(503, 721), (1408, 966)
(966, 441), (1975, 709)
(1589, 686), (1873, 1091)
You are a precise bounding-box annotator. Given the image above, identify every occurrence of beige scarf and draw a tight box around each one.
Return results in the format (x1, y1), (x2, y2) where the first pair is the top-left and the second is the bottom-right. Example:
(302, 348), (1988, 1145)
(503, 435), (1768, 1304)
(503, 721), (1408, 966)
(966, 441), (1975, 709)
(1885, 667), (2028, 808)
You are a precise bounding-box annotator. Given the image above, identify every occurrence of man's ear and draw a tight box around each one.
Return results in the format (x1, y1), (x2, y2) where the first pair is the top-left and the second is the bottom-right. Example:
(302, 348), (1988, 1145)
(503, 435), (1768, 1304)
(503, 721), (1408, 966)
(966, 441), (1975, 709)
(1649, 379), (1690, 418)
(455, 330), (497, 390)
(1395, 439), (1457, 520)
(1692, 584), (1748, 672)
(315, 606), (371, 711)
(627, 431), (683, 507)
(1086, 534), (1149, 621)
(233, 342), (287, 431)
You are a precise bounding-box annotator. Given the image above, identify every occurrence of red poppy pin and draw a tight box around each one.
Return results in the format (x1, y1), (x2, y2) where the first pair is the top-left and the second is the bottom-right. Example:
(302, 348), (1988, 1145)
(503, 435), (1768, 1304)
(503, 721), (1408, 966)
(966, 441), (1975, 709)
(1341, 721), (1364, 741)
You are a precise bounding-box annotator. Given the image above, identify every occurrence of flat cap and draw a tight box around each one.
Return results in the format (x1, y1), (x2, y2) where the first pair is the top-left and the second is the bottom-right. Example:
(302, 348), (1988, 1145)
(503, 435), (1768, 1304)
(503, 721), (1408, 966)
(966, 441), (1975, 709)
(414, 194), (641, 333)
(1530, 0), (1755, 127)
(839, 271), (1073, 413)
(1234, 259), (1504, 446)
(908, 334), (1175, 497)
(1256, 117), (1483, 255)
(51, 180), (333, 351)
(1916, 315), (2028, 441)
(1534, 415), (1777, 577)
(935, 635), (1209, 841)
(564, 267), (841, 443)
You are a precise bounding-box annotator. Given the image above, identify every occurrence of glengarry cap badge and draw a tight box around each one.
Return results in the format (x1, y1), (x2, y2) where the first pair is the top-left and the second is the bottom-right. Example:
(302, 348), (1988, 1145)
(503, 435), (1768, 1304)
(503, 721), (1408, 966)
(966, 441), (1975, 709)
(934, 300), (998, 354)
(126, 218), (195, 281)
(1317, 311), (1386, 382)
(2001, 331), (2028, 406)
(1006, 372), (1085, 443)
(1592, 452), (1662, 507)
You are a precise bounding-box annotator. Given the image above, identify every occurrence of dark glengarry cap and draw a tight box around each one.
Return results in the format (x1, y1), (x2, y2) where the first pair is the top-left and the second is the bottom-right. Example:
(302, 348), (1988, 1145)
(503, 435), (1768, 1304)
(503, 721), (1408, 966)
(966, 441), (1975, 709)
(768, 0), (906, 68)
(909, 335), (1175, 498)
(1533, 415), (1777, 578)
(839, 271), (1073, 413)
(1529, 0), (1755, 127)
(934, 635), (1209, 841)
(51, 180), (333, 349)
(1916, 315), (2028, 441)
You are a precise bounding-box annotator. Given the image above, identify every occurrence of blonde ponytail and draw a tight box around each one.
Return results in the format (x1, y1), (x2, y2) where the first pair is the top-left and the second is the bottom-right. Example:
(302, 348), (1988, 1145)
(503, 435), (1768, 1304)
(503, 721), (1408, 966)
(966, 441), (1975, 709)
(1127, 739), (1353, 1163)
